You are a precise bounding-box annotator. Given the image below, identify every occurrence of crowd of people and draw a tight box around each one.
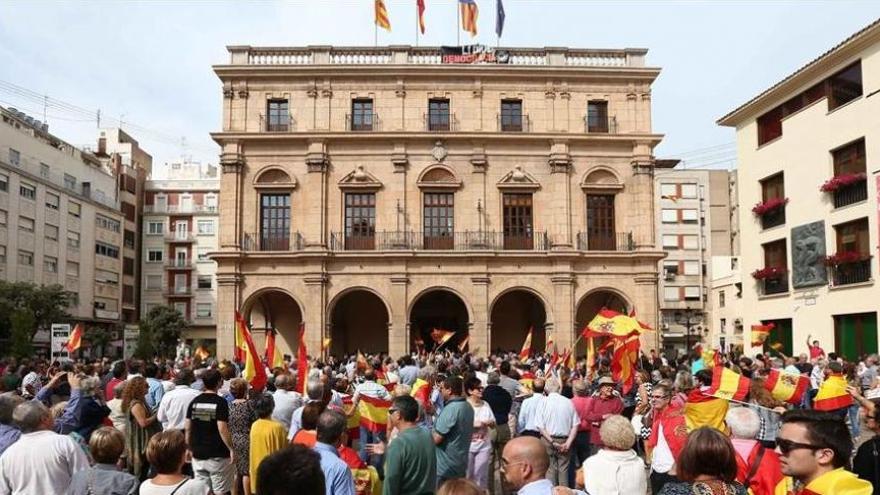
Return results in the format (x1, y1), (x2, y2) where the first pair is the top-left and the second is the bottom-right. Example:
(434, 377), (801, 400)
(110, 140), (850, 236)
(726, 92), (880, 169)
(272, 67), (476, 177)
(0, 340), (878, 495)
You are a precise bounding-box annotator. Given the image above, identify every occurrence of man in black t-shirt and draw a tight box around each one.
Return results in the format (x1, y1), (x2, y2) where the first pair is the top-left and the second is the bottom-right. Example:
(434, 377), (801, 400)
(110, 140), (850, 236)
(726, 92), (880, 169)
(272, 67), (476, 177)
(186, 368), (234, 495)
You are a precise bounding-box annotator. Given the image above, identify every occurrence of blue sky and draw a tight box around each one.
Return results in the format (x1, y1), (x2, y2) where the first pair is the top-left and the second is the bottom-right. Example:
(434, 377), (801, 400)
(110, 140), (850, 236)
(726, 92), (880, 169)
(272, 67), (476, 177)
(1, 1), (879, 173)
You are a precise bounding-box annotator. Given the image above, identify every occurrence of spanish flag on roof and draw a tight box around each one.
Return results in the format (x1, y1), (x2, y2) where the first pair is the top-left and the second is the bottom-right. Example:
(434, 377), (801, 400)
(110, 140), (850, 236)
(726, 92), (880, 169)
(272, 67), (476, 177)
(357, 394), (392, 433)
(765, 368), (809, 405)
(813, 373), (853, 411)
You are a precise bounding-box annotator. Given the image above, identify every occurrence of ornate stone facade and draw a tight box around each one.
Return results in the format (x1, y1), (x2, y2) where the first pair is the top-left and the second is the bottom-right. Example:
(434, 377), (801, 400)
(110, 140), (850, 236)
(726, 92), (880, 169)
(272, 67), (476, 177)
(211, 45), (666, 358)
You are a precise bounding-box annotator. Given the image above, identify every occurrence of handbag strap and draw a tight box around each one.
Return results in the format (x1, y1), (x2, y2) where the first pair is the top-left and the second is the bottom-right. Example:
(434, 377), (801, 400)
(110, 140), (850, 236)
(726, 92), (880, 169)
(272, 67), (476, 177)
(744, 444), (766, 488)
(169, 478), (189, 495)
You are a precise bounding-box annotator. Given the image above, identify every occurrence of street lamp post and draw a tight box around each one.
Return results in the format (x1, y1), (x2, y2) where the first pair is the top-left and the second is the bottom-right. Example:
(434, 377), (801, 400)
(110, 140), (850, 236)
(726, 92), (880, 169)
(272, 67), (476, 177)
(676, 308), (703, 355)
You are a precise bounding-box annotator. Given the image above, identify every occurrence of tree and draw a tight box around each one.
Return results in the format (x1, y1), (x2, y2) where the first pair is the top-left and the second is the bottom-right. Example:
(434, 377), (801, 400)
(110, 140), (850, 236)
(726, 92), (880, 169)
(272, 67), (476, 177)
(136, 306), (187, 359)
(84, 324), (115, 358)
(9, 309), (35, 358)
(0, 281), (74, 340)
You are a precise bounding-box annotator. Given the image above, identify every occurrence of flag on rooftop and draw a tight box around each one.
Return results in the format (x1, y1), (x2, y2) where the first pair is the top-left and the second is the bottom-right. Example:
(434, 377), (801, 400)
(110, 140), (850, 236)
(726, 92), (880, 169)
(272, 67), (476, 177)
(459, 0), (478, 37)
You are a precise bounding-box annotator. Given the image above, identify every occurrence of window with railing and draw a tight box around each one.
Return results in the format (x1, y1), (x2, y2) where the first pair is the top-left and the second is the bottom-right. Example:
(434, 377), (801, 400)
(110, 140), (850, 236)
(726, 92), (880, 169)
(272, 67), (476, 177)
(503, 193), (533, 249)
(345, 193), (376, 249)
(351, 99), (374, 131)
(260, 194), (290, 250)
(759, 172), (786, 229)
(423, 192), (454, 249)
(500, 99), (523, 132)
(267, 99), (289, 132)
(829, 138), (867, 208)
(586, 194), (615, 250)
(587, 100), (609, 133)
(428, 99), (450, 131)
(760, 239), (789, 295)
(830, 217), (871, 286)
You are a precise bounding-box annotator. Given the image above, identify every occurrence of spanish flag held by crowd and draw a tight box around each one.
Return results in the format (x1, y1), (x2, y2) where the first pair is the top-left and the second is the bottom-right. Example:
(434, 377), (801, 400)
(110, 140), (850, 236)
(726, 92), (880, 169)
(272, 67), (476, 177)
(765, 368), (810, 405)
(813, 372), (854, 411)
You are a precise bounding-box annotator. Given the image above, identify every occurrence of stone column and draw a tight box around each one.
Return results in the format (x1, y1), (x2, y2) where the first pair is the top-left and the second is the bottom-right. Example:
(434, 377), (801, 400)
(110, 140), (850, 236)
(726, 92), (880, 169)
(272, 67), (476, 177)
(304, 142), (330, 248)
(549, 142), (573, 248)
(629, 142), (656, 249)
(389, 275), (409, 357)
(215, 272), (242, 358)
(471, 275), (491, 356)
(219, 148), (244, 250)
(304, 273), (328, 354)
(551, 273), (575, 351)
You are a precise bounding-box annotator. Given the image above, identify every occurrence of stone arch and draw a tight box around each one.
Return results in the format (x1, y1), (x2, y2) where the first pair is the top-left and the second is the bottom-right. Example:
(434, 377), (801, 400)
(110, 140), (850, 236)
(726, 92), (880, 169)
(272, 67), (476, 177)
(574, 287), (632, 354)
(253, 165), (296, 186)
(327, 286), (392, 355)
(416, 164), (462, 188)
(489, 287), (551, 354)
(408, 287), (472, 352)
(580, 166), (623, 188)
(240, 287), (305, 358)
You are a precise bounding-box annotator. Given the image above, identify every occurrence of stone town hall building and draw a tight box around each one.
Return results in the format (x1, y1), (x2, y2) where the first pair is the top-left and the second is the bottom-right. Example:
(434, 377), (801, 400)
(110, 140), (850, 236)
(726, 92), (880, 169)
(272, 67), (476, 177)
(211, 45), (666, 359)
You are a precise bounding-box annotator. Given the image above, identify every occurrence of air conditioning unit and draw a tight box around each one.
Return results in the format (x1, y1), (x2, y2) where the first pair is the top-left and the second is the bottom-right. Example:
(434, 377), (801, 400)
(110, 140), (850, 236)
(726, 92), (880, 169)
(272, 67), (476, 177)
(664, 272), (676, 281)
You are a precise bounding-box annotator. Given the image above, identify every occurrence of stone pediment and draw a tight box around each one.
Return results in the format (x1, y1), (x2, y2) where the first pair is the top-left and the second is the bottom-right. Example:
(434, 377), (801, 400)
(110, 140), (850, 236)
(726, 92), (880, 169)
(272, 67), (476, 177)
(417, 164), (462, 189)
(338, 165), (382, 190)
(497, 166), (540, 190)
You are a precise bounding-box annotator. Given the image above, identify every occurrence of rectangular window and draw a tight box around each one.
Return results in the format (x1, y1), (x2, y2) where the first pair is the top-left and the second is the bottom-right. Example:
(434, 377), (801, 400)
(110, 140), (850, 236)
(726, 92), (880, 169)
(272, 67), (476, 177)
(344, 193), (376, 249)
(683, 261), (700, 275)
(719, 291), (726, 308)
(663, 287), (680, 301)
(95, 242), (119, 259)
(681, 209), (699, 224)
(0, 209), (5, 227)
(587, 100), (609, 133)
(428, 98), (451, 131)
(96, 270), (119, 284)
(660, 184), (677, 197)
(197, 247), (210, 262)
(124, 230), (135, 249)
(680, 184), (698, 199)
(197, 220), (215, 235)
(0, 245), (5, 264)
(18, 250), (34, 266)
(828, 61), (862, 110)
(585, 194), (616, 250)
(45, 191), (60, 210)
(147, 249), (164, 263)
(45, 224), (59, 241)
(96, 214), (121, 233)
(351, 99), (374, 131)
(67, 231), (80, 248)
(757, 106), (783, 146)
(661, 209), (678, 224)
(121, 202), (135, 222)
(260, 194), (291, 250)
(19, 183), (35, 200)
(69, 202), (81, 218)
(40, 163), (50, 178)
(196, 303), (213, 318)
(662, 235), (678, 248)
(760, 172), (786, 229)
(423, 192), (454, 249)
(682, 235), (699, 250)
(832, 218), (871, 286)
(503, 193), (534, 249)
(197, 275), (213, 289)
(762, 239), (789, 295)
(834, 312), (877, 361)
(9, 149), (20, 166)
(831, 138), (867, 208)
(267, 99), (289, 132)
(500, 99), (523, 132)
(44, 256), (58, 273)
(174, 302), (188, 317)
(145, 275), (162, 290)
(663, 261), (679, 276)
(66, 260), (79, 276)
(684, 286), (701, 301)
(64, 174), (76, 190)
(0, 173), (7, 192)
(147, 221), (164, 235)
(123, 257), (135, 276)
(18, 216), (34, 233)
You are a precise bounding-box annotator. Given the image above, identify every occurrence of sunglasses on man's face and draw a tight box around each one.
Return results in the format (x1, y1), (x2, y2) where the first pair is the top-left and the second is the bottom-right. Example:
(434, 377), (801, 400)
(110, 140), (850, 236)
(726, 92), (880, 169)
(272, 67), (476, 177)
(776, 438), (822, 455)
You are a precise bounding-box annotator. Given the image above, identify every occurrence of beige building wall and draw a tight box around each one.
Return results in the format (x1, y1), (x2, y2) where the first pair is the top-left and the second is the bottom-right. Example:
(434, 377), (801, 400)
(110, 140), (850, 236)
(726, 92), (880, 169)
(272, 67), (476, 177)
(212, 46), (667, 359)
(719, 22), (880, 358)
(0, 107), (124, 339)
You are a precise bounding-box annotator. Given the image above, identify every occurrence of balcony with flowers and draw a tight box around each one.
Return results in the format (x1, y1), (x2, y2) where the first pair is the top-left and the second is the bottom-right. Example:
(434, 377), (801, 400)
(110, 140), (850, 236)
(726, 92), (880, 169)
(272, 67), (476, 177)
(752, 197), (788, 230)
(825, 250), (872, 286)
(751, 266), (789, 295)
(820, 172), (867, 208)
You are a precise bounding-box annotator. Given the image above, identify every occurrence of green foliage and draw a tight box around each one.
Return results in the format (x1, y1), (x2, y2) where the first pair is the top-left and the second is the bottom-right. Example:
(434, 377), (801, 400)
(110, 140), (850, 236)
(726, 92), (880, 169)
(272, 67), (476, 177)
(9, 309), (35, 358)
(84, 324), (115, 358)
(0, 281), (74, 340)
(136, 306), (187, 359)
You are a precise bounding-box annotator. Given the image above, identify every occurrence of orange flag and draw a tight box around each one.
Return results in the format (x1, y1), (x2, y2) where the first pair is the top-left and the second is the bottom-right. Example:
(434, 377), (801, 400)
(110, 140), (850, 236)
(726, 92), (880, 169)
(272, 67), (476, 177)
(239, 317), (267, 391)
(519, 327), (533, 360)
(64, 324), (84, 353)
(233, 311), (249, 362)
(296, 323), (308, 394)
(611, 335), (640, 394)
(265, 329), (283, 370)
(375, 0), (391, 31)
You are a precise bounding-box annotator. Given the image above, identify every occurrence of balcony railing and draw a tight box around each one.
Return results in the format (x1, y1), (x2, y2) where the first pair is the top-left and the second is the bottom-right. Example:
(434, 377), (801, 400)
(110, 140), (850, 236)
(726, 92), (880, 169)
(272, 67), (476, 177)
(164, 231), (195, 242)
(833, 181), (868, 208)
(498, 114), (530, 132)
(241, 232), (305, 251)
(761, 277), (789, 296)
(164, 261), (194, 270)
(164, 287), (193, 297)
(260, 114), (296, 132)
(346, 113), (380, 131)
(584, 115), (618, 134)
(424, 112), (457, 132)
(576, 232), (635, 251)
(760, 207), (786, 230)
(830, 258), (872, 286)
(329, 230), (549, 251)
(144, 204), (218, 214)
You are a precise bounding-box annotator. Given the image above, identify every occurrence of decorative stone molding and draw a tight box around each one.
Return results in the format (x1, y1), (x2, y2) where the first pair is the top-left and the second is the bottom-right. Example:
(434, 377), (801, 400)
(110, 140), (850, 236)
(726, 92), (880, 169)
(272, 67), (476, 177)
(338, 165), (382, 190)
(471, 275), (491, 285)
(416, 164), (462, 189)
(253, 166), (297, 189)
(304, 273), (328, 286)
(545, 90), (556, 99)
(431, 141), (448, 163)
(237, 89), (249, 99)
(549, 153), (572, 174)
(631, 159), (654, 176)
(497, 166), (540, 191)
(391, 154), (408, 173)
(220, 152), (245, 174)
(581, 167), (624, 192)
(470, 152), (487, 174)
(321, 88), (333, 98)
(390, 275), (409, 285)
(305, 153), (329, 173)
(551, 274), (575, 285)
(223, 89), (234, 99)
(307, 87), (318, 98)
(216, 273), (243, 286)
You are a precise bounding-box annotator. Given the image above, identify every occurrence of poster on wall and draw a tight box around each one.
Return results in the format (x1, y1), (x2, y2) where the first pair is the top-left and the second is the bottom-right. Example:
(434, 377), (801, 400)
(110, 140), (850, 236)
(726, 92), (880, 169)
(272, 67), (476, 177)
(50, 323), (71, 361)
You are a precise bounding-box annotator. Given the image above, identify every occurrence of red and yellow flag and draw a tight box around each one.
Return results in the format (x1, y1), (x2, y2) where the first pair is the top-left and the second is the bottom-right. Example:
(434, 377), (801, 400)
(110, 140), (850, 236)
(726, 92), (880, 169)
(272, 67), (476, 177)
(358, 394), (392, 433)
(685, 387), (731, 434)
(458, 335), (470, 353)
(519, 327), (533, 360)
(356, 350), (368, 371)
(64, 323), (84, 353)
(813, 373), (853, 411)
(611, 334), (640, 394)
(239, 316), (267, 391)
(707, 365), (751, 401)
(342, 395), (361, 440)
(765, 369), (809, 405)
(583, 309), (647, 339)
(751, 323), (774, 347)
(416, 0), (426, 34)
(411, 378), (431, 405)
(234, 311), (249, 363)
(430, 328), (455, 349)
(459, 0), (478, 37)
(265, 329), (284, 370)
(375, 0), (391, 31)
(296, 323), (308, 394)
(800, 467), (872, 494)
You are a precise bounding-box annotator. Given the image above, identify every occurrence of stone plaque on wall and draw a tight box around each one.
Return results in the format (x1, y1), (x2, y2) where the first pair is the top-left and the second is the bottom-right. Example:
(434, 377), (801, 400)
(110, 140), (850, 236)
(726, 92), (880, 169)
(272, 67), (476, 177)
(791, 221), (828, 289)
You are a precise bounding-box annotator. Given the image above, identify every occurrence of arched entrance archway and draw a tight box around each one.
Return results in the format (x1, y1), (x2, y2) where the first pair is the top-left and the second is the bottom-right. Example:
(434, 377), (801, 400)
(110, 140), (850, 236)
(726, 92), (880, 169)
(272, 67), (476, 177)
(243, 289), (304, 359)
(329, 289), (389, 355)
(575, 289), (630, 356)
(409, 289), (470, 352)
(490, 289), (547, 354)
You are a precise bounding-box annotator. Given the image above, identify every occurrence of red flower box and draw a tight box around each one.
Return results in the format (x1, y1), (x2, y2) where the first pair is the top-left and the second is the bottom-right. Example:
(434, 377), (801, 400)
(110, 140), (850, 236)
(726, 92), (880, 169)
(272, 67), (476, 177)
(823, 251), (870, 266)
(751, 197), (789, 216)
(820, 172), (867, 193)
(751, 266), (787, 280)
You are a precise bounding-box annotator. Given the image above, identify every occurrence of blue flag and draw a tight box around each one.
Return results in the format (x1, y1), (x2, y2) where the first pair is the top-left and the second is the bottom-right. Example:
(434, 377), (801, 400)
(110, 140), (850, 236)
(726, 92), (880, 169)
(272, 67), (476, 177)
(496, 0), (505, 37)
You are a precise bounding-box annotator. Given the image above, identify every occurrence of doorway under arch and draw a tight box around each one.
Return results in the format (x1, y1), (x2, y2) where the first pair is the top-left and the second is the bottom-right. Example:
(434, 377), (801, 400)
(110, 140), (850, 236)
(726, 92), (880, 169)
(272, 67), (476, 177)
(574, 289), (630, 356)
(244, 289), (304, 358)
(329, 289), (390, 355)
(490, 289), (548, 354)
(409, 289), (470, 352)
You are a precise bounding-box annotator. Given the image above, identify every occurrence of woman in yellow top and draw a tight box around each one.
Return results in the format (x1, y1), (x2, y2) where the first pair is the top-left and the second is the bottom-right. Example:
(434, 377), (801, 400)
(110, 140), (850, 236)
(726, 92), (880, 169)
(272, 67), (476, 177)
(249, 394), (289, 493)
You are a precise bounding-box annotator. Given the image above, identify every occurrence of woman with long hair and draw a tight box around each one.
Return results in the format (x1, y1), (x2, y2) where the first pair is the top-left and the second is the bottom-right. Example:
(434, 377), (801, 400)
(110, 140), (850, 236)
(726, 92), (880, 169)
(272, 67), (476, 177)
(122, 376), (162, 480)
(228, 378), (257, 495)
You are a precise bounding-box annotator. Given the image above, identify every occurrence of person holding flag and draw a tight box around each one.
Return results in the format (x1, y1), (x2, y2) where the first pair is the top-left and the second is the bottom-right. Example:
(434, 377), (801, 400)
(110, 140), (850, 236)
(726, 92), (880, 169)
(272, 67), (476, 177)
(349, 368), (392, 474)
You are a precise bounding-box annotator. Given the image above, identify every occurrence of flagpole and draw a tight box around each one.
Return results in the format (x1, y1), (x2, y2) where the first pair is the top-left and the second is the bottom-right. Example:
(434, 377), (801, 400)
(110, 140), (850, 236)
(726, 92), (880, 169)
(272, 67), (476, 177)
(456, 1), (460, 46)
(415, 2), (419, 47)
(709, 395), (783, 414)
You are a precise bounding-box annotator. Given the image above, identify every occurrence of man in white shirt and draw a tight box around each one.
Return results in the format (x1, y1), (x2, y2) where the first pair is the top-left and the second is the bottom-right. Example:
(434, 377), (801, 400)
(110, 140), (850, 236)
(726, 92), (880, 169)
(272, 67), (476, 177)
(272, 373), (302, 431)
(517, 378), (546, 436)
(157, 369), (200, 431)
(0, 401), (89, 494)
(534, 378), (578, 487)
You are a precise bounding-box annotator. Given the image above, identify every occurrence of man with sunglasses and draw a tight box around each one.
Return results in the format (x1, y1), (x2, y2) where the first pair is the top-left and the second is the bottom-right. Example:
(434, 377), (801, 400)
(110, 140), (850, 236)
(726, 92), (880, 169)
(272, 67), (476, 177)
(645, 383), (687, 495)
(777, 409), (871, 494)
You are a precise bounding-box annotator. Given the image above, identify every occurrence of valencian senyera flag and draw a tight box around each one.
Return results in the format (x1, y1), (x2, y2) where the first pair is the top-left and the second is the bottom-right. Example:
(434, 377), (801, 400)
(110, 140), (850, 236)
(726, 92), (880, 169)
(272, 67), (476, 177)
(765, 368), (809, 405)
(751, 322), (774, 347)
(375, 0), (391, 31)
(813, 373), (854, 411)
(357, 394), (392, 433)
(459, 0), (478, 37)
